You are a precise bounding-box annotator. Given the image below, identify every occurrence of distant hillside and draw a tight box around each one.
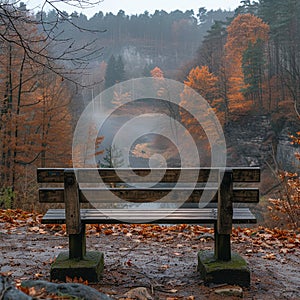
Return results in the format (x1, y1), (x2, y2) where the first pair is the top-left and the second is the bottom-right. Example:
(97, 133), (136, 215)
(39, 8), (234, 77)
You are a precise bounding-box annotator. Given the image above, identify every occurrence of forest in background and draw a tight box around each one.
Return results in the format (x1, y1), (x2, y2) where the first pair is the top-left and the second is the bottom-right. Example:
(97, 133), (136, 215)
(0, 0), (299, 228)
(40, 8), (233, 76)
(40, 0), (300, 123)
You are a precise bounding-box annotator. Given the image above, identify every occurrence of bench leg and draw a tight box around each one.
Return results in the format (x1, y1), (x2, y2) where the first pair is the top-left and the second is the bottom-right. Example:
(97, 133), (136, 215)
(214, 223), (231, 261)
(69, 223), (86, 260)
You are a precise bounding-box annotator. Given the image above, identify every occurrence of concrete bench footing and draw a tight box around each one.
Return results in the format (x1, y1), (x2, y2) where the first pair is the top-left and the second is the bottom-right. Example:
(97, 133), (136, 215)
(50, 251), (104, 282)
(198, 250), (250, 287)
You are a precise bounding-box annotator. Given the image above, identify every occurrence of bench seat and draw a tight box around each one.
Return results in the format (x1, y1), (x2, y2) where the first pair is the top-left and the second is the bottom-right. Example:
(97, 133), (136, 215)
(42, 208), (256, 225)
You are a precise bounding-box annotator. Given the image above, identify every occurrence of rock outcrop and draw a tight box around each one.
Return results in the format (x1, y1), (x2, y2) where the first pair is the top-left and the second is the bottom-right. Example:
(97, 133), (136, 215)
(225, 115), (300, 171)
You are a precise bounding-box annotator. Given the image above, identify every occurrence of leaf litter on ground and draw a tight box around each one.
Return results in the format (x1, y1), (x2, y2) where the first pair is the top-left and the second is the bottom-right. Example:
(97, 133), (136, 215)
(0, 209), (299, 299)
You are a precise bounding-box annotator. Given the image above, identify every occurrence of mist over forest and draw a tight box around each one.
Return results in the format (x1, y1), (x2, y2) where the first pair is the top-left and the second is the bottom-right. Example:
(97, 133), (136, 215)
(39, 8), (233, 80)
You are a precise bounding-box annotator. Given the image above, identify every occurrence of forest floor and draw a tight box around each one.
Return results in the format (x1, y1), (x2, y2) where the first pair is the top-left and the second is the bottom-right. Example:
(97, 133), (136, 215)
(0, 209), (299, 300)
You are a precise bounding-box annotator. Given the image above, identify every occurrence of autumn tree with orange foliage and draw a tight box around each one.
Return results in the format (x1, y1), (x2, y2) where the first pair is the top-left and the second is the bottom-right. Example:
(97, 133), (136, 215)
(0, 1), (103, 84)
(150, 66), (164, 78)
(184, 66), (218, 101)
(0, 9), (73, 209)
(225, 13), (269, 114)
(35, 71), (73, 168)
(180, 65), (223, 134)
(181, 14), (270, 123)
(179, 66), (224, 165)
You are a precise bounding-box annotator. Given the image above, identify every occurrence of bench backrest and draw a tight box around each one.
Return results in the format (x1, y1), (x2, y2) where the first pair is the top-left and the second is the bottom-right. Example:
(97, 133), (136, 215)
(38, 167), (260, 205)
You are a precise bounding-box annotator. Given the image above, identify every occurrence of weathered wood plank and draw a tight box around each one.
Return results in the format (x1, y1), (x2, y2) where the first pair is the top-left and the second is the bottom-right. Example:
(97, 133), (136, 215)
(232, 167), (260, 182)
(76, 168), (214, 184)
(69, 224), (86, 260)
(37, 167), (260, 183)
(215, 231), (231, 261)
(41, 208), (256, 224)
(216, 169), (233, 260)
(64, 169), (81, 235)
(218, 170), (233, 235)
(43, 208), (255, 215)
(37, 168), (64, 183)
(39, 187), (259, 204)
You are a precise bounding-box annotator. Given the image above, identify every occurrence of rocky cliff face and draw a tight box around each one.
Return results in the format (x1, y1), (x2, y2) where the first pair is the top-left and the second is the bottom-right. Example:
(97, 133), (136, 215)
(225, 115), (300, 171)
(276, 125), (300, 172)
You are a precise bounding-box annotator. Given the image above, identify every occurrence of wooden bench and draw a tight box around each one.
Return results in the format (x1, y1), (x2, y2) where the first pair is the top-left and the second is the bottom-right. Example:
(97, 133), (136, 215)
(37, 167), (260, 286)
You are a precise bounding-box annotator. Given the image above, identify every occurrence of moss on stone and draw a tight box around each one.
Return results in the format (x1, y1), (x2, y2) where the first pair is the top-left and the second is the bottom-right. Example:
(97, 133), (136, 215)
(50, 251), (104, 282)
(198, 250), (250, 287)
(199, 250), (248, 270)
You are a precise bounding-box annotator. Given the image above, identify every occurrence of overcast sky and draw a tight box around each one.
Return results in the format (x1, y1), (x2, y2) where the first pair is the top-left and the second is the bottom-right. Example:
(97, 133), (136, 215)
(26, 0), (242, 18)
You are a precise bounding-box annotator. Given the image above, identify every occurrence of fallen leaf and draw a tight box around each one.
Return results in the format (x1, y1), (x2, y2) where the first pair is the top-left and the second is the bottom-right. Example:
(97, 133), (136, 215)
(65, 276), (88, 285)
(279, 248), (289, 254)
(126, 259), (133, 266)
(28, 226), (39, 232)
(159, 264), (169, 271)
(262, 253), (276, 260)
(34, 273), (43, 278)
(285, 243), (296, 249)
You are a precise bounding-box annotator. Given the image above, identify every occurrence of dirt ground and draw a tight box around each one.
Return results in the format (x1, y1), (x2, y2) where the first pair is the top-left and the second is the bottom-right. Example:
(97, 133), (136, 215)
(0, 216), (299, 300)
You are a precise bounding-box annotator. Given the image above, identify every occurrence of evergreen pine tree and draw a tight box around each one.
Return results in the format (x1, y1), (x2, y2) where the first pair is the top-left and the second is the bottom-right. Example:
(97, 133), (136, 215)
(104, 55), (117, 89)
(104, 55), (125, 89)
(116, 55), (125, 83)
(242, 39), (265, 106)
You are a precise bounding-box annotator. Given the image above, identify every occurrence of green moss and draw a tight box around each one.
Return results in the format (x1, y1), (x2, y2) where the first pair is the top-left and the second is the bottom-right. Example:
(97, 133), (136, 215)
(198, 250), (250, 287)
(52, 251), (103, 268)
(51, 251), (104, 282)
(199, 250), (248, 270)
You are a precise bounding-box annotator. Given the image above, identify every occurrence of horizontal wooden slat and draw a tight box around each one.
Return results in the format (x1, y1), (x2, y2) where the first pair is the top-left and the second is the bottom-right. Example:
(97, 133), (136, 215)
(76, 168), (214, 184)
(232, 168), (260, 182)
(39, 187), (259, 204)
(42, 208), (256, 225)
(37, 167), (260, 183)
(232, 188), (260, 202)
(37, 169), (64, 183)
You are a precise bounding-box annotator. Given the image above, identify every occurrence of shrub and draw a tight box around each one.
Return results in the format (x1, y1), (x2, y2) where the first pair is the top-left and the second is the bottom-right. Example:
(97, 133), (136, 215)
(0, 187), (15, 209)
(268, 132), (300, 230)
